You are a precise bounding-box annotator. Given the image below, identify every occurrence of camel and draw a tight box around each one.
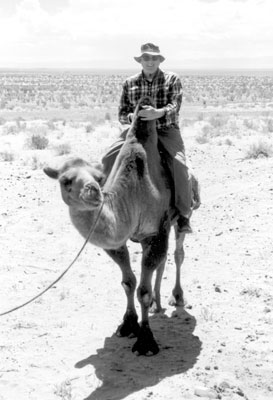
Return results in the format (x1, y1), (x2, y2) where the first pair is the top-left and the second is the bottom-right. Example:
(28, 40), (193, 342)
(43, 96), (200, 355)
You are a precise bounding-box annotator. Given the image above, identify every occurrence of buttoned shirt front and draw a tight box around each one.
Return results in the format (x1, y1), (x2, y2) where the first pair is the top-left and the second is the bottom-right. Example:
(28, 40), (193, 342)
(118, 68), (183, 129)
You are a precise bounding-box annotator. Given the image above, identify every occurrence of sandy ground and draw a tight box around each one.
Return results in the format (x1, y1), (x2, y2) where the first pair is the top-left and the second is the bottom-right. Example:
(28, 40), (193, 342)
(0, 124), (273, 400)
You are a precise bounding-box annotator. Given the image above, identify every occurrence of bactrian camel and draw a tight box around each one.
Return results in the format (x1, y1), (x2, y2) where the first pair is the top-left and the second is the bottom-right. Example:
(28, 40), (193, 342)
(44, 96), (200, 355)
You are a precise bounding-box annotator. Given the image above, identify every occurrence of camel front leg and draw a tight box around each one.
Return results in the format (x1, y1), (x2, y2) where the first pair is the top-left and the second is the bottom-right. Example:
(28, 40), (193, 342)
(132, 220), (170, 355)
(168, 225), (186, 307)
(104, 245), (139, 338)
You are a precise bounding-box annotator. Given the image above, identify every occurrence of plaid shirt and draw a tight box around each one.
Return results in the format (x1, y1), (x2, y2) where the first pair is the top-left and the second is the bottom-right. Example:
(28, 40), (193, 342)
(118, 68), (183, 129)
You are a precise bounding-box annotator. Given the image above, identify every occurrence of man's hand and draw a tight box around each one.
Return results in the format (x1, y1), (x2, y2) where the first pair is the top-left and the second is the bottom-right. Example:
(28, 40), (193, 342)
(138, 105), (165, 121)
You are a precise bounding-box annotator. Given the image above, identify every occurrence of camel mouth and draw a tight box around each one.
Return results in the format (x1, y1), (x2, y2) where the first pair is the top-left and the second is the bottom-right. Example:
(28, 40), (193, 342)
(80, 182), (103, 207)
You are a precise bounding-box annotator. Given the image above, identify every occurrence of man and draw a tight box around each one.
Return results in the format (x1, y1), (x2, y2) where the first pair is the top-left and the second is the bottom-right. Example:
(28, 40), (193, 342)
(102, 43), (193, 233)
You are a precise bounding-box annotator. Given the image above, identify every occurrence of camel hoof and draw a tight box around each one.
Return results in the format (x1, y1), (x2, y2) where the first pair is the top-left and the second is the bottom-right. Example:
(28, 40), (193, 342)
(116, 312), (139, 338)
(149, 300), (163, 314)
(132, 324), (159, 356)
(168, 294), (185, 307)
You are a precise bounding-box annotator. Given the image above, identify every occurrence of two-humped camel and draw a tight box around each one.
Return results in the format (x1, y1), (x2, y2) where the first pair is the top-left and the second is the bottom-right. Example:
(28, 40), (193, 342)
(44, 96), (200, 355)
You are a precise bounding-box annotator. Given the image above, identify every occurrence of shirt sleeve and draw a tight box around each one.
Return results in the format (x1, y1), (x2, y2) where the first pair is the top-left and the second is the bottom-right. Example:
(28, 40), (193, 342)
(164, 74), (183, 124)
(118, 80), (134, 125)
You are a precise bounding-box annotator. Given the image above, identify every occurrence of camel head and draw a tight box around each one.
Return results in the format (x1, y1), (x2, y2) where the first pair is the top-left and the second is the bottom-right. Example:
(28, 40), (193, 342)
(43, 158), (105, 211)
(134, 96), (156, 119)
(130, 96), (157, 142)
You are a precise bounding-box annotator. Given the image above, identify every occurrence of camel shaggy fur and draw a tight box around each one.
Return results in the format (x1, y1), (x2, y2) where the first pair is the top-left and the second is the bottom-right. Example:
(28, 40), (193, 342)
(44, 97), (200, 355)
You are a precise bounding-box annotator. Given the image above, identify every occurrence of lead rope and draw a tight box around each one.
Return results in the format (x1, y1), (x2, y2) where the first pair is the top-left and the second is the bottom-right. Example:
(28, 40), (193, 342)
(0, 200), (105, 317)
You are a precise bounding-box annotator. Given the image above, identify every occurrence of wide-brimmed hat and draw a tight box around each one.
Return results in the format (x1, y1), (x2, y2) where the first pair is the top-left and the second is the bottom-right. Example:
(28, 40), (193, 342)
(134, 43), (165, 63)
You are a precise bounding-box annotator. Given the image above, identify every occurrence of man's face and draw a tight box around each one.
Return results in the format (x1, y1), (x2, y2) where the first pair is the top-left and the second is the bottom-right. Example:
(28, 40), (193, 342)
(140, 54), (161, 76)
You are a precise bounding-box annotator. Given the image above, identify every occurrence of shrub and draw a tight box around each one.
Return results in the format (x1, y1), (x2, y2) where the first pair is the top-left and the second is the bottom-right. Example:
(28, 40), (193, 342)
(4, 124), (18, 135)
(244, 139), (273, 159)
(0, 150), (15, 162)
(267, 118), (273, 133)
(27, 133), (49, 150)
(209, 114), (228, 129)
(53, 142), (71, 156)
(105, 111), (111, 121)
(46, 120), (56, 130)
(243, 118), (254, 130)
(86, 123), (94, 133)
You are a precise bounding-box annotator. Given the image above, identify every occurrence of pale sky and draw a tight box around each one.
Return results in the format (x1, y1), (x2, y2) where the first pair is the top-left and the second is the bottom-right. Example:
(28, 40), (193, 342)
(0, 0), (272, 69)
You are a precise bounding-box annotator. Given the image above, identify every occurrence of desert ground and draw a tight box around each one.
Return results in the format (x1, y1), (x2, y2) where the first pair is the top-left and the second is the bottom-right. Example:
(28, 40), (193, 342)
(0, 71), (273, 400)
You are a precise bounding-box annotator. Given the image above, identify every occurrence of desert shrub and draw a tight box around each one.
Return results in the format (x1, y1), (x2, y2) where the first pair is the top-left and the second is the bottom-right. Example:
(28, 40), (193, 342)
(0, 150), (15, 162)
(243, 118), (254, 130)
(267, 118), (273, 133)
(209, 114), (228, 129)
(181, 118), (194, 127)
(3, 124), (18, 135)
(105, 112), (111, 121)
(53, 142), (71, 156)
(62, 102), (71, 109)
(15, 117), (27, 131)
(29, 154), (46, 170)
(196, 134), (209, 144)
(46, 120), (56, 130)
(224, 137), (233, 146)
(26, 133), (49, 150)
(86, 123), (94, 133)
(244, 139), (273, 159)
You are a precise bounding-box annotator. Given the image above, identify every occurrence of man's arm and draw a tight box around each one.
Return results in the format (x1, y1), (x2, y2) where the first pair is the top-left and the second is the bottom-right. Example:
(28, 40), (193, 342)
(118, 81), (134, 125)
(164, 74), (183, 121)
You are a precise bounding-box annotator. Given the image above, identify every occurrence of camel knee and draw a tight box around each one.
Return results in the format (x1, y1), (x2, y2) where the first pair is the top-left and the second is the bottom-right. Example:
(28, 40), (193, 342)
(137, 285), (152, 308)
(174, 247), (185, 266)
(121, 276), (136, 294)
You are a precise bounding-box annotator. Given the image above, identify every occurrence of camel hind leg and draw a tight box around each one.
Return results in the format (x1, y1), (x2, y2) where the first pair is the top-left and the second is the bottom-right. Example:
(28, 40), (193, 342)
(150, 255), (167, 313)
(168, 221), (186, 307)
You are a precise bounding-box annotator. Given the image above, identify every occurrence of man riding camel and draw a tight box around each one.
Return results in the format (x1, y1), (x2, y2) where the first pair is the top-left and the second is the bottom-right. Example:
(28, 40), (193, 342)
(102, 42), (194, 233)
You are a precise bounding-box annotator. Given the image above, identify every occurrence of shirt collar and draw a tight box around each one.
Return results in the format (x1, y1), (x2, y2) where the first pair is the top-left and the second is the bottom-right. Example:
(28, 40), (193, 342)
(141, 68), (162, 83)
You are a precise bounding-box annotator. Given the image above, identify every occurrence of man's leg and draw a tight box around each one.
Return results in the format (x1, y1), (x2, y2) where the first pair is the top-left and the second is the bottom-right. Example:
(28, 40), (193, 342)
(101, 128), (128, 177)
(158, 126), (192, 233)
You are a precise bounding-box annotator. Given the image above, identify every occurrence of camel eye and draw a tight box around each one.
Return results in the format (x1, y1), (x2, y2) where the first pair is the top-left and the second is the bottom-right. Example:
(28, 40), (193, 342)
(61, 177), (73, 188)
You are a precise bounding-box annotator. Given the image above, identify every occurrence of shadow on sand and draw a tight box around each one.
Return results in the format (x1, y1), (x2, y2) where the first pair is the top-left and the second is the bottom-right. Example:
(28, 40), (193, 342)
(75, 308), (202, 400)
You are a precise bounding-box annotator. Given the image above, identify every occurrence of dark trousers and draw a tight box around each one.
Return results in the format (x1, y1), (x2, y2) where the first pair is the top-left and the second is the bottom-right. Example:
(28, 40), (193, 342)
(101, 125), (192, 218)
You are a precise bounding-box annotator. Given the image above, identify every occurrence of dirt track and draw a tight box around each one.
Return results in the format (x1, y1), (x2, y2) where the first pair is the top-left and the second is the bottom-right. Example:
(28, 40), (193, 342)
(1, 130), (273, 400)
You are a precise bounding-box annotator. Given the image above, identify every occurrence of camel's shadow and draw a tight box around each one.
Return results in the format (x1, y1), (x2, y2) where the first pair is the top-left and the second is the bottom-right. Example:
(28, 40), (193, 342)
(75, 308), (202, 400)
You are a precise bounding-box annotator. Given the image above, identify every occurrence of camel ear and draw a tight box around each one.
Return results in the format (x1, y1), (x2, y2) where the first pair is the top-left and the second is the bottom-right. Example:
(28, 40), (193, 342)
(43, 166), (59, 179)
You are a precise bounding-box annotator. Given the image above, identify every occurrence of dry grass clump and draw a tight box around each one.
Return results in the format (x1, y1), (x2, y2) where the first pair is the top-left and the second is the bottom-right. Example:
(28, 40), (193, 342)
(52, 142), (71, 156)
(244, 138), (273, 159)
(266, 118), (273, 133)
(85, 123), (94, 133)
(26, 133), (49, 150)
(0, 149), (15, 162)
(209, 114), (228, 129)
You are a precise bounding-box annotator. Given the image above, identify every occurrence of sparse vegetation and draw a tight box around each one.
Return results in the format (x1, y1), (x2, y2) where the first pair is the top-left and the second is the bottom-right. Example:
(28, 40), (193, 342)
(0, 149), (15, 162)
(26, 133), (49, 150)
(52, 142), (71, 156)
(244, 139), (273, 159)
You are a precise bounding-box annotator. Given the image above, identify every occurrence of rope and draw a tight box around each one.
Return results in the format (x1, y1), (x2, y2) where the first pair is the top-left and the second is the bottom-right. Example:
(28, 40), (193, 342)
(0, 200), (105, 317)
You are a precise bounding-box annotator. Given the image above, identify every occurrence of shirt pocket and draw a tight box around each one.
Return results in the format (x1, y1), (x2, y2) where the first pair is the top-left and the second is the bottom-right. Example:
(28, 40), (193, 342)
(155, 87), (168, 107)
(128, 85), (140, 105)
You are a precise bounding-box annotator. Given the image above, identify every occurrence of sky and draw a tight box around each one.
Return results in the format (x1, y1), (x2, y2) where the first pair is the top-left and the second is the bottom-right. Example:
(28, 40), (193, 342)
(0, 0), (272, 70)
